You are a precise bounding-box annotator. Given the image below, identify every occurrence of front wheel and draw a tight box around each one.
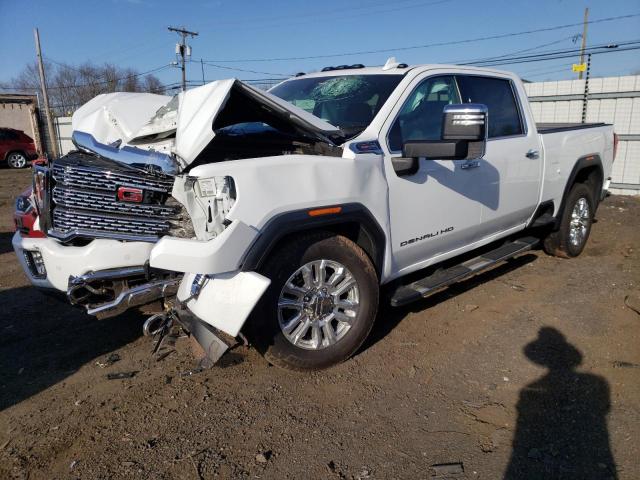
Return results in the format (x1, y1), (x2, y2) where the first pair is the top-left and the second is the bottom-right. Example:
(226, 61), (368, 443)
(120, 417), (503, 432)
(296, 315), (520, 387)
(249, 232), (379, 371)
(543, 183), (594, 258)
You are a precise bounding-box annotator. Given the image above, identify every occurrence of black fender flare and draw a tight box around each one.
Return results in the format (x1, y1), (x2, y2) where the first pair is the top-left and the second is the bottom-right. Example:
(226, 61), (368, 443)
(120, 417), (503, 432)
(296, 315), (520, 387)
(240, 203), (386, 276)
(555, 153), (604, 227)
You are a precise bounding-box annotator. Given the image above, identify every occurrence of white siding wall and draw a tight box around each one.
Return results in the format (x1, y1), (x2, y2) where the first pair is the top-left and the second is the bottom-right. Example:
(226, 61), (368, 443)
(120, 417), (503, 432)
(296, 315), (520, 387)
(54, 116), (73, 156)
(525, 75), (640, 195)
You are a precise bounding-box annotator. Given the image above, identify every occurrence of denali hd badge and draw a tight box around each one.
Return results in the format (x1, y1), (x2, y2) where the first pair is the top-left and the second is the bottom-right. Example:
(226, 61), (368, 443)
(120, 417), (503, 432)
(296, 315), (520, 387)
(117, 186), (143, 203)
(400, 226), (454, 247)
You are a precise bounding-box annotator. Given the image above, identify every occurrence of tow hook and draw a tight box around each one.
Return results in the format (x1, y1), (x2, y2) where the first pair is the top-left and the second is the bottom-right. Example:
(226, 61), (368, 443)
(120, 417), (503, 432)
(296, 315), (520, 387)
(143, 312), (173, 337)
(143, 308), (236, 368)
(143, 311), (179, 361)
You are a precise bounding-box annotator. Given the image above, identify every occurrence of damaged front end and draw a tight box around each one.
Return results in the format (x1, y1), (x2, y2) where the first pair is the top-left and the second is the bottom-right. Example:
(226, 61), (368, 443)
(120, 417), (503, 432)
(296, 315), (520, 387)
(30, 78), (343, 366)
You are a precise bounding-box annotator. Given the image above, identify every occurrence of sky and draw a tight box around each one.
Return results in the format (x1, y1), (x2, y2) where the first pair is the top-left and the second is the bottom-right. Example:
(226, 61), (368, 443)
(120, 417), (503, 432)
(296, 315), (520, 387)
(1, 0), (639, 89)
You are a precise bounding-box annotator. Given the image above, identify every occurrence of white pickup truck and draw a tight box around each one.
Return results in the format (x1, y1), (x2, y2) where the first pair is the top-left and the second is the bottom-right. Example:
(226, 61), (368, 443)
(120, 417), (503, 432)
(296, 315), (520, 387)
(13, 59), (616, 370)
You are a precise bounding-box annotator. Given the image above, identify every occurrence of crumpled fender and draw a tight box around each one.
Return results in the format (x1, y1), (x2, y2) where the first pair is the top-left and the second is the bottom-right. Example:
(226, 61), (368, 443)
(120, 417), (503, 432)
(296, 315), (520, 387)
(149, 220), (259, 274)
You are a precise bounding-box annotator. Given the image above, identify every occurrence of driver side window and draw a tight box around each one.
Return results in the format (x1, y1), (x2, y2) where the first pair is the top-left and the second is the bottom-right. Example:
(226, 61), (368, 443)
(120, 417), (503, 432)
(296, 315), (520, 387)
(388, 75), (460, 152)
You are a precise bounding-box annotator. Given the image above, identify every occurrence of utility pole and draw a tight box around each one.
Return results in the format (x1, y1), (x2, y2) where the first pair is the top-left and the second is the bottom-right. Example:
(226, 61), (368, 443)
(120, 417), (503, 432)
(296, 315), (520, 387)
(168, 26), (198, 91)
(578, 8), (589, 80)
(33, 28), (59, 159)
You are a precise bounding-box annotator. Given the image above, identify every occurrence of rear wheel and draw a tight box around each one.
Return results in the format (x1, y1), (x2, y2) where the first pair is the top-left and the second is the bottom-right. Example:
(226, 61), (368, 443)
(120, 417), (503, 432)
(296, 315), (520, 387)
(249, 232), (379, 371)
(7, 152), (28, 169)
(543, 183), (594, 258)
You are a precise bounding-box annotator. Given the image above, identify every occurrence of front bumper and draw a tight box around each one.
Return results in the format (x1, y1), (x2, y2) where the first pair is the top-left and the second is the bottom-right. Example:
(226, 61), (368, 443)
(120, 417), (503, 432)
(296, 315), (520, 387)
(177, 271), (270, 337)
(12, 232), (154, 291)
(13, 226), (268, 337)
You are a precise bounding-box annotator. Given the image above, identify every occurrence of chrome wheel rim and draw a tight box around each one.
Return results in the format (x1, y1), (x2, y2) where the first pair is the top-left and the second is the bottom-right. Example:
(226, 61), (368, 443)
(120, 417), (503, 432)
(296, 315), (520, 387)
(278, 259), (360, 350)
(569, 197), (590, 247)
(8, 153), (26, 168)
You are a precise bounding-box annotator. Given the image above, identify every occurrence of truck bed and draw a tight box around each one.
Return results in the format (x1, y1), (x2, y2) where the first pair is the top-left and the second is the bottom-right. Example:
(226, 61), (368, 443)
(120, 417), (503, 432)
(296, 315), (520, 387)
(536, 122), (608, 134)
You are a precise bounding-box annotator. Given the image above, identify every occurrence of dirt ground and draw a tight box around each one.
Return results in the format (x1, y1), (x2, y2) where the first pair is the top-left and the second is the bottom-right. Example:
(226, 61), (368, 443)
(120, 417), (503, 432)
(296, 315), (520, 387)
(0, 167), (638, 479)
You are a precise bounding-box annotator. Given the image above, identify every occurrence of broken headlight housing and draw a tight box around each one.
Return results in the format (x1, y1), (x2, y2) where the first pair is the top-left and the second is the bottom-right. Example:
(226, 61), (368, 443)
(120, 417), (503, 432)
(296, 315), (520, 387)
(195, 176), (236, 236)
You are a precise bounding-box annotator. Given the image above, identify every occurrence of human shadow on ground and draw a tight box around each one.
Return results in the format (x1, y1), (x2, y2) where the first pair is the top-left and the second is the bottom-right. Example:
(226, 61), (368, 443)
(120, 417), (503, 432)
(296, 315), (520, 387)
(504, 327), (617, 480)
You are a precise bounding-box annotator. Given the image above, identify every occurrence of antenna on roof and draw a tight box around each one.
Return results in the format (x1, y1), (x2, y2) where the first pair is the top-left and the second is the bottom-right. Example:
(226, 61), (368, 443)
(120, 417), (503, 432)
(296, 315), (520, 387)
(382, 57), (399, 70)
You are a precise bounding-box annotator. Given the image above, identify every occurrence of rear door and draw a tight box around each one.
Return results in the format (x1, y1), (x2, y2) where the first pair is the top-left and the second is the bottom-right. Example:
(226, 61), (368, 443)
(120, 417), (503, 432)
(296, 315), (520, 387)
(455, 75), (542, 237)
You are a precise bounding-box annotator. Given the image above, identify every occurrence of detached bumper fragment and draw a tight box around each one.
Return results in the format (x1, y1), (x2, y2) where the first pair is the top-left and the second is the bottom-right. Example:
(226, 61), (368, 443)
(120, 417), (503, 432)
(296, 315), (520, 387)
(177, 270), (270, 337)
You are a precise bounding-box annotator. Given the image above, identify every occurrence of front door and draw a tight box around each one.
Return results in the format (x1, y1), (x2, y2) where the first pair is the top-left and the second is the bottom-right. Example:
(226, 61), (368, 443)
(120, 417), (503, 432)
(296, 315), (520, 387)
(381, 74), (486, 278)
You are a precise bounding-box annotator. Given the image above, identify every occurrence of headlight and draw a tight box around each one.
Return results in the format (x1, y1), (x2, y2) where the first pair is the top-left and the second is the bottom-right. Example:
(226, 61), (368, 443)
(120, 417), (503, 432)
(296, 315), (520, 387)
(195, 176), (236, 236)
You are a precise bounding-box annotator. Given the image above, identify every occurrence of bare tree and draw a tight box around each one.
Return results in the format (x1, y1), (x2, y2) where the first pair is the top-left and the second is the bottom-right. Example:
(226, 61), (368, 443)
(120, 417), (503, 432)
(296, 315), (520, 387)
(1, 61), (164, 116)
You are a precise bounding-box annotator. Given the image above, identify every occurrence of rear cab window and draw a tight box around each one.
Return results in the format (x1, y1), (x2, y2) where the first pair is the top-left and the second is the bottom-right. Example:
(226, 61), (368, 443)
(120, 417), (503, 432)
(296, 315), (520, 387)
(456, 75), (524, 138)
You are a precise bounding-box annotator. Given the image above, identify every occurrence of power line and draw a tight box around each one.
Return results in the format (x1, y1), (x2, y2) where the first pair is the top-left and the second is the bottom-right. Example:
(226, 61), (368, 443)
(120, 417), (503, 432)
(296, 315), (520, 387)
(36, 64), (172, 90)
(524, 66), (575, 79)
(44, 56), (149, 77)
(465, 40), (640, 67)
(451, 35), (577, 65)
(201, 12), (640, 63)
(200, 61), (289, 77)
(519, 61), (574, 75)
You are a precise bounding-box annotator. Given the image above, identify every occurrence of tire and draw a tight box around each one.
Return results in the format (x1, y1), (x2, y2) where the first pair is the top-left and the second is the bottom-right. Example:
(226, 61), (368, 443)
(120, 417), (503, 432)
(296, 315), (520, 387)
(249, 231), (379, 371)
(543, 183), (594, 258)
(6, 152), (28, 169)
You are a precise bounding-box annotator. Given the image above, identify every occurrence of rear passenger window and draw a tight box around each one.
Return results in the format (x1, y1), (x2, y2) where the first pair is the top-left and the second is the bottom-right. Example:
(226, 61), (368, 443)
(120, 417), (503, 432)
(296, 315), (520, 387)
(456, 76), (523, 138)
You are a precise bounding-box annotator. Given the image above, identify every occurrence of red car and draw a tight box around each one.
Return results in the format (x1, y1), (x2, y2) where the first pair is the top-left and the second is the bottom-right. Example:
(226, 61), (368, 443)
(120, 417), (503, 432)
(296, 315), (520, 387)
(0, 127), (38, 169)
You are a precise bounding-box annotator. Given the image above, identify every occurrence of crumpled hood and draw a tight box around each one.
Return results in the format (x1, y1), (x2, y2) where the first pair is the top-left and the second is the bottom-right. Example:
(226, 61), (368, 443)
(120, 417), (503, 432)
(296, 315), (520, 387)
(71, 79), (340, 172)
(72, 91), (172, 146)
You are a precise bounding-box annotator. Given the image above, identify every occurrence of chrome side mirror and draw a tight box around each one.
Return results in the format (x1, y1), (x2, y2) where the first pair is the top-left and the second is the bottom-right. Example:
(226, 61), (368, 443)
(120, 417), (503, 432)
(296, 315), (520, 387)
(442, 103), (487, 141)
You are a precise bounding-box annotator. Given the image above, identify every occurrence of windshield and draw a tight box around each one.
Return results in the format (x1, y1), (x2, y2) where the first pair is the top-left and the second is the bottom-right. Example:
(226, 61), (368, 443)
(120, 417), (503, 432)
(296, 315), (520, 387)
(269, 74), (403, 136)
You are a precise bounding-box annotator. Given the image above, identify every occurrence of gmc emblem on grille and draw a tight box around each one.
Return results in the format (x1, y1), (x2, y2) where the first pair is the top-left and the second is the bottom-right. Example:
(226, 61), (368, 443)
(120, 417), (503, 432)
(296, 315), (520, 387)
(117, 186), (143, 203)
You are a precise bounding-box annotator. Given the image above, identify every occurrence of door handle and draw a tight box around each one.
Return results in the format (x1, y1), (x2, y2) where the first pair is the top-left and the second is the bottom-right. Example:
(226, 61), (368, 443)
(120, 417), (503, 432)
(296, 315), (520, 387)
(460, 160), (480, 170)
(526, 149), (540, 159)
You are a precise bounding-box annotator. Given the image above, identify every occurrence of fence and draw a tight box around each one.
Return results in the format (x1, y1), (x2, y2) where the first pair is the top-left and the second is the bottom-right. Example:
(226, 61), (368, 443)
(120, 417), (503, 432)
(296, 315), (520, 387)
(524, 75), (640, 195)
(54, 116), (73, 156)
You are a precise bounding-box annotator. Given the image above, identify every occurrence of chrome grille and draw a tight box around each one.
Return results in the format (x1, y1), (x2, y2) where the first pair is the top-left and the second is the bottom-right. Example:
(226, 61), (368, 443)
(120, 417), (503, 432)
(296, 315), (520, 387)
(53, 208), (170, 237)
(49, 156), (179, 242)
(52, 185), (175, 218)
(51, 164), (174, 192)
